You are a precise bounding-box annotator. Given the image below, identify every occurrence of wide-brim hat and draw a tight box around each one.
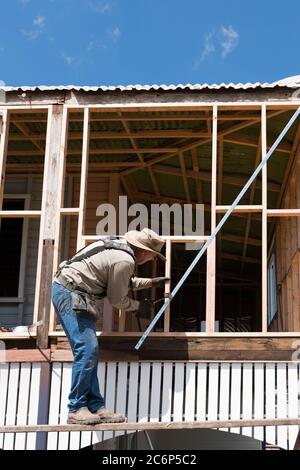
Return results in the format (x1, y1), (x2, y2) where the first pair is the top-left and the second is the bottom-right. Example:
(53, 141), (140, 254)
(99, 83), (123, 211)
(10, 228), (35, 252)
(124, 228), (166, 261)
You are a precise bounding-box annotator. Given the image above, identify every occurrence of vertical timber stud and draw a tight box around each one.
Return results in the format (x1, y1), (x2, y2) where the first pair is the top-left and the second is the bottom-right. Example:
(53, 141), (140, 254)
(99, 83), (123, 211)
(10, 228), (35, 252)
(206, 106), (217, 332)
(36, 105), (66, 348)
(164, 240), (172, 332)
(50, 107), (69, 332)
(261, 105), (268, 332)
(0, 109), (9, 209)
(76, 107), (90, 251)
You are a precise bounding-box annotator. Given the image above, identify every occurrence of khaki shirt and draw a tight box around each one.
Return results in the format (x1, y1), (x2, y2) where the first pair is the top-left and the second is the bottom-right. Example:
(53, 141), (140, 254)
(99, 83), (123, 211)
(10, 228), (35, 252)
(58, 248), (152, 311)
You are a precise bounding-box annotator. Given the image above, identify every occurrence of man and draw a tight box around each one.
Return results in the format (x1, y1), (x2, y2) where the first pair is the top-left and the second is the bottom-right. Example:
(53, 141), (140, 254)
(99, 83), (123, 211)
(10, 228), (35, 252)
(51, 228), (169, 425)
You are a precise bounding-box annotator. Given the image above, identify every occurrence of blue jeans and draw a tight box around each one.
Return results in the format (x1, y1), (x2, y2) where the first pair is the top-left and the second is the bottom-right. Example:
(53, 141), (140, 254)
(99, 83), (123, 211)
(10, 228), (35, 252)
(51, 281), (105, 413)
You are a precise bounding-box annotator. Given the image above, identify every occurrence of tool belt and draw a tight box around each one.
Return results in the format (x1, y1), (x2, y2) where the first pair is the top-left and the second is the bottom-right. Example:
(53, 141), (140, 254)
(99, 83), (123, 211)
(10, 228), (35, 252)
(55, 273), (105, 321)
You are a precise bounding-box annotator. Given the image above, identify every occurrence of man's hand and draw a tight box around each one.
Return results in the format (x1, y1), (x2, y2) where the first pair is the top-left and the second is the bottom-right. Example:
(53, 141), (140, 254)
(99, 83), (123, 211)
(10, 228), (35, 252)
(137, 299), (154, 319)
(151, 277), (171, 288)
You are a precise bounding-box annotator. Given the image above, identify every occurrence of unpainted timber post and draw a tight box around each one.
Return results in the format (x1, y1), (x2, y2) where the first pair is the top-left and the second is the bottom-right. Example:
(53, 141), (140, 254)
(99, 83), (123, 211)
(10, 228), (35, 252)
(206, 105), (217, 332)
(36, 105), (67, 349)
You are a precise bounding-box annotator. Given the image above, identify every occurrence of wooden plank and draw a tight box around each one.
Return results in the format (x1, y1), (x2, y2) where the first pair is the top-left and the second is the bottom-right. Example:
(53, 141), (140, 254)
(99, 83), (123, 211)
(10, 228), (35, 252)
(126, 362), (139, 433)
(103, 362), (117, 441)
(179, 152), (191, 203)
(26, 363), (41, 450)
(47, 362), (62, 450)
(267, 209), (300, 217)
(0, 210), (41, 217)
(92, 362), (106, 445)
(115, 362), (128, 437)
(34, 105), (66, 338)
(138, 362), (151, 424)
(14, 363), (31, 450)
(0, 109), (9, 208)
(265, 363), (276, 445)
(1, 349), (51, 362)
(8, 111), (293, 123)
(3, 417), (300, 434)
(287, 363), (298, 449)
(150, 363), (162, 423)
(76, 107), (90, 250)
(161, 363), (173, 422)
(207, 363), (218, 421)
(242, 363), (253, 438)
(184, 363), (196, 422)
(36, 240), (54, 348)
(51, 336), (300, 362)
(218, 363), (230, 432)
(191, 148), (203, 203)
(173, 363), (185, 422)
(205, 105), (217, 333)
(0, 364), (9, 448)
(230, 363), (242, 434)
(277, 363), (288, 449)
(253, 363), (264, 442)
(164, 240), (171, 333)
(262, 105), (268, 332)
(216, 205), (263, 213)
(3, 363), (20, 449)
(57, 363), (71, 450)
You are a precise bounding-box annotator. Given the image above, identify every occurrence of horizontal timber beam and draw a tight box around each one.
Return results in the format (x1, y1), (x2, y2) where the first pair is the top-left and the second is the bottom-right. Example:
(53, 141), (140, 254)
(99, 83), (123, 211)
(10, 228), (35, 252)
(1, 418), (300, 434)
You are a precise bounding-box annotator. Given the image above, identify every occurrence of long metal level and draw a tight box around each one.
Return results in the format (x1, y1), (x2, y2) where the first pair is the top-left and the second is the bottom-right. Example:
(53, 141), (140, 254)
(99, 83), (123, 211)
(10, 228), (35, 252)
(135, 106), (300, 351)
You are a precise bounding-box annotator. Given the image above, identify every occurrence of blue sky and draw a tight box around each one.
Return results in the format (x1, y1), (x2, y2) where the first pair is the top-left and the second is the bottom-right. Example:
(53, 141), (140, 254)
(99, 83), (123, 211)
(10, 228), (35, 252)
(0, 0), (299, 86)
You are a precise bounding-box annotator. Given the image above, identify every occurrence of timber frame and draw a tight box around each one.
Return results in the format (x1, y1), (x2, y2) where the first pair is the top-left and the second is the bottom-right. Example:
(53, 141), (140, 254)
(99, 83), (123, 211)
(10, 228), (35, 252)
(1, 84), (300, 358)
(1, 83), (300, 451)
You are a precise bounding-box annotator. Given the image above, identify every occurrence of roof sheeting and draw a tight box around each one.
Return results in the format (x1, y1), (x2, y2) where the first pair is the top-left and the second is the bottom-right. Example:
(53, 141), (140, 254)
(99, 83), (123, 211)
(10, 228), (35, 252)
(1, 76), (300, 93)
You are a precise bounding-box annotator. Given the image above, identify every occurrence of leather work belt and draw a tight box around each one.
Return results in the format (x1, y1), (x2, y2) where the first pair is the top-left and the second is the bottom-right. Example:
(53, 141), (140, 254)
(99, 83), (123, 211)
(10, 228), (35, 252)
(54, 273), (105, 301)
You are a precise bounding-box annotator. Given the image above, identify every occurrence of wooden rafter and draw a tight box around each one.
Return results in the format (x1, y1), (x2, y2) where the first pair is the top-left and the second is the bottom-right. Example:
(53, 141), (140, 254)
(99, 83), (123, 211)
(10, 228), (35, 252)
(179, 151), (191, 203)
(8, 130), (211, 140)
(224, 135), (291, 153)
(11, 113), (267, 123)
(118, 111), (161, 199)
(121, 110), (286, 176)
(191, 147), (203, 203)
(7, 147), (180, 156)
(13, 122), (44, 152)
(241, 135), (261, 273)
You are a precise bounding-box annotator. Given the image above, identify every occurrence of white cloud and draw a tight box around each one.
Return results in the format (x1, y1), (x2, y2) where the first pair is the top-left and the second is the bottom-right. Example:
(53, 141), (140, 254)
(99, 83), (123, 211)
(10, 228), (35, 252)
(20, 0), (30, 6)
(21, 29), (40, 40)
(87, 41), (94, 52)
(90, 1), (112, 14)
(194, 30), (215, 69)
(61, 52), (75, 66)
(0, 80), (6, 86)
(110, 26), (121, 42)
(33, 16), (46, 28)
(194, 25), (239, 68)
(21, 15), (47, 41)
(86, 40), (108, 53)
(220, 25), (239, 58)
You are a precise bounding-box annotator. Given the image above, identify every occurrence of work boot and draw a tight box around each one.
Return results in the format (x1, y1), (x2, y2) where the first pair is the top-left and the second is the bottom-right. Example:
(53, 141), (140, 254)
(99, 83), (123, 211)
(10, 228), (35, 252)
(67, 407), (102, 425)
(94, 407), (126, 423)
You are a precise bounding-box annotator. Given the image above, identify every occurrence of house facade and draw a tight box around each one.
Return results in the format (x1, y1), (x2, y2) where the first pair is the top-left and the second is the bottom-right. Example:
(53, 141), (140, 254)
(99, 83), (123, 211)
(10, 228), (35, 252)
(0, 78), (300, 450)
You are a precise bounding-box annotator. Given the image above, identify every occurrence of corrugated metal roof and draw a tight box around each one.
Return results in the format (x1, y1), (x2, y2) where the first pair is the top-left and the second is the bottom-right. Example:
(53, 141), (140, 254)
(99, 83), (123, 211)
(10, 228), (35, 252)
(1, 76), (300, 92)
